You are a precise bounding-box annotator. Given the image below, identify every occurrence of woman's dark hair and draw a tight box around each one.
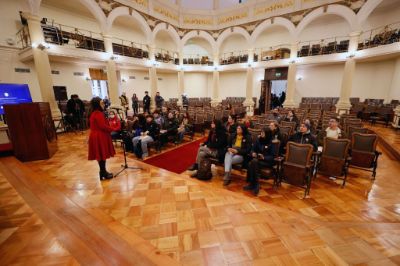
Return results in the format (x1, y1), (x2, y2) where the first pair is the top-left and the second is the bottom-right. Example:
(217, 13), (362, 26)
(90, 97), (103, 112)
(263, 128), (273, 143)
(236, 124), (248, 136)
(137, 114), (146, 127)
(212, 119), (223, 132)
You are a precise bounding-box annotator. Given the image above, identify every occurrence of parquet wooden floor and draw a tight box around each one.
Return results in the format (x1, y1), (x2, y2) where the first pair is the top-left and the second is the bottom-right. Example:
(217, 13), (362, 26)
(1, 129), (400, 265)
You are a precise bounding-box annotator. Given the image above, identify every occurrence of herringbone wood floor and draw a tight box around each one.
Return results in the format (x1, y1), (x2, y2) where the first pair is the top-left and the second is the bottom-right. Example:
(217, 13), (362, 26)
(1, 126), (400, 265)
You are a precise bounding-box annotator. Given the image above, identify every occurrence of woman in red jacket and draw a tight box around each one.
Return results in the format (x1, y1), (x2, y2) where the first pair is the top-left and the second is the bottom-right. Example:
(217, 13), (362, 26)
(108, 110), (121, 139)
(88, 97), (115, 180)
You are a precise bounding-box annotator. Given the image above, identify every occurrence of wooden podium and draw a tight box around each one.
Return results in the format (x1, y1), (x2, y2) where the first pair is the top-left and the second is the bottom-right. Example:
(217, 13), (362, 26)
(4, 102), (57, 161)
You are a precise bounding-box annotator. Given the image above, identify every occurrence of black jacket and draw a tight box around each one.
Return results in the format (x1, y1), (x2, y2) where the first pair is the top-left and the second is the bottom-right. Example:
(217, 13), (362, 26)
(143, 95), (151, 107)
(155, 95), (164, 107)
(229, 133), (252, 156)
(288, 131), (318, 151)
(144, 121), (160, 140)
(204, 128), (227, 162)
(163, 118), (178, 133)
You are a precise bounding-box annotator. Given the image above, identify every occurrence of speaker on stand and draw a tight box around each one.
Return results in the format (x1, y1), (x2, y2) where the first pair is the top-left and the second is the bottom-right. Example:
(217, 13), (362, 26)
(53, 86), (68, 132)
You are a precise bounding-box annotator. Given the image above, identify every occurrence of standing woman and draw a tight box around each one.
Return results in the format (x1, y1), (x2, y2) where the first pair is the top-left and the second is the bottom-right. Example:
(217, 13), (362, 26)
(88, 97), (115, 180)
(131, 93), (139, 115)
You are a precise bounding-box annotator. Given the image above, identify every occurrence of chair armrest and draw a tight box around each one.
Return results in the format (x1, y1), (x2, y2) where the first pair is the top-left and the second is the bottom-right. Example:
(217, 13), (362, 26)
(346, 156), (352, 162)
(274, 156), (284, 162)
(375, 151), (382, 156)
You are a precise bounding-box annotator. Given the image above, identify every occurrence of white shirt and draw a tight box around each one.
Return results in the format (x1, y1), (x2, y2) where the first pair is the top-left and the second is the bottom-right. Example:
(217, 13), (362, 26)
(325, 127), (341, 139)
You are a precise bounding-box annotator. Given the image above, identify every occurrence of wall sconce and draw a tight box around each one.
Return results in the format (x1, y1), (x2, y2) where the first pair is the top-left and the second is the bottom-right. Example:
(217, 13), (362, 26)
(290, 59), (296, 64)
(214, 66), (218, 71)
(85, 76), (91, 81)
(248, 63), (252, 68)
(347, 53), (356, 58)
(122, 78), (126, 83)
(110, 55), (118, 60)
(296, 75), (303, 81)
(32, 42), (49, 50)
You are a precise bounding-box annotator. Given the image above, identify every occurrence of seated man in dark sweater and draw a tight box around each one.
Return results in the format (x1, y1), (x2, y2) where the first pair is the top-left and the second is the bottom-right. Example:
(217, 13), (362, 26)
(288, 122), (318, 151)
(132, 115), (160, 159)
(160, 111), (178, 145)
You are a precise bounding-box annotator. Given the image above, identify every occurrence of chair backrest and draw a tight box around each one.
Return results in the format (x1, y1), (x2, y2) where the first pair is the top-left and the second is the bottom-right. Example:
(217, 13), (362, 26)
(347, 127), (368, 139)
(323, 137), (350, 159)
(351, 133), (378, 152)
(279, 126), (292, 137)
(285, 141), (314, 166)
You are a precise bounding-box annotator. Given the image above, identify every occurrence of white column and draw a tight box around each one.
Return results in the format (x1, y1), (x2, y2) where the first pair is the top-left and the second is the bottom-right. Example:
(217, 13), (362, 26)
(243, 67), (254, 115)
(177, 70), (185, 106)
(283, 43), (298, 108)
(103, 35), (120, 106)
(247, 48), (254, 64)
(149, 67), (158, 111)
(336, 31), (360, 114)
(213, 0), (220, 10)
(211, 71), (220, 107)
(24, 13), (56, 113)
(392, 105), (400, 129)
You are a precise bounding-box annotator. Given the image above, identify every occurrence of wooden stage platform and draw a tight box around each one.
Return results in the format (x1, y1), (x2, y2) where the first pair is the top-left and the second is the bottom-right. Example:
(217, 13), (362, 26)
(1, 129), (400, 265)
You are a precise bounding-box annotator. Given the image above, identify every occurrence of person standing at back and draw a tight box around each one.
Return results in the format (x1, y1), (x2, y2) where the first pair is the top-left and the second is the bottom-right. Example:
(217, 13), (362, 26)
(131, 93), (139, 115)
(119, 92), (129, 116)
(143, 91), (151, 113)
(155, 92), (164, 109)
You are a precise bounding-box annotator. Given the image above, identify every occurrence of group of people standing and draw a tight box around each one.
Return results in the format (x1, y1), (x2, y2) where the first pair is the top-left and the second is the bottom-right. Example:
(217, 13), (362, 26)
(118, 91), (165, 115)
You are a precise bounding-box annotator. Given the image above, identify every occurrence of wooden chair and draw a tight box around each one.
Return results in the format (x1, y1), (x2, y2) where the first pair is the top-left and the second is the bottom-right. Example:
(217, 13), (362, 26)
(349, 133), (381, 179)
(317, 137), (351, 187)
(276, 142), (314, 197)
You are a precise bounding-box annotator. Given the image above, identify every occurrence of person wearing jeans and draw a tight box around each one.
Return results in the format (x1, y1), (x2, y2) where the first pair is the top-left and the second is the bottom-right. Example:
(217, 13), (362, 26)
(132, 115), (159, 159)
(223, 125), (252, 186)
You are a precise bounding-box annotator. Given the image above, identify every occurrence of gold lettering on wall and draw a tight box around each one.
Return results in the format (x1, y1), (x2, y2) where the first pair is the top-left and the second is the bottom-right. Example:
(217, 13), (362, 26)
(218, 12), (248, 24)
(154, 6), (179, 22)
(132, 0), (148, 7)
(184, 17), (213, 26)
(254, 0), (294, 16)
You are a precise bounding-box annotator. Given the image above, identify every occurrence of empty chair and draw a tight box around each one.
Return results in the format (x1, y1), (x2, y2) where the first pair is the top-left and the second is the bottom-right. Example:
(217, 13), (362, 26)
(317, 138), (351, 187)
(276, 142), (314, 197)
(349, 133), (381, 179)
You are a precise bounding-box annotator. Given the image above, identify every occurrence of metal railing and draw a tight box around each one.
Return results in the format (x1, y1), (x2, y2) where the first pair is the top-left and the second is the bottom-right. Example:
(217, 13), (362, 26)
(254, 44), (291, 62)
(219, 50), (249, 65)
(182, 53), (213, 65)
(297, 35), (350, 57)
(154, 48), (178, 64)
(112, 38), (149, 59)
(40, 20), (105, 52)
(16, 25), (31, 49)
(358, 21), (400, 50)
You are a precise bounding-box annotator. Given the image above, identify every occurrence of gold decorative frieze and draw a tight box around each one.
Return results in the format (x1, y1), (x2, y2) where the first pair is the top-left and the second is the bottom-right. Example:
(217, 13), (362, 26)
(154, 6), (179, 22)
(183, 17), (213, 26)
(131, 0), (148, 8)
(254, 0), (294, 16)
(218, 12), (248, 25)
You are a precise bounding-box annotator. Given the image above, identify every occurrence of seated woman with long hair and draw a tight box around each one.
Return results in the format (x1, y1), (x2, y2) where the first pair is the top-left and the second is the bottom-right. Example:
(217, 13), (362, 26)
(223, 124), (252, 186)
(177, 112), (192, 143)
(188, 119), (227, 177)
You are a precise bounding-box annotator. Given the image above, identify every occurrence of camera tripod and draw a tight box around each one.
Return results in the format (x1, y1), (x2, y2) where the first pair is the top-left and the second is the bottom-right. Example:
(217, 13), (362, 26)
(114, 139), (142, 177)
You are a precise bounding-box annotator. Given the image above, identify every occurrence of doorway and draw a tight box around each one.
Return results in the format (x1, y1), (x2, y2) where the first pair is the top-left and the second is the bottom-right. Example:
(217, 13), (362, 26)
(259, 67), (288, 114)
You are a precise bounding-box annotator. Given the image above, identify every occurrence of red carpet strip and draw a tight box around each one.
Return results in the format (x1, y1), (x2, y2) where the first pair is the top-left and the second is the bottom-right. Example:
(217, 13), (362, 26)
(143, 138), (206, 174)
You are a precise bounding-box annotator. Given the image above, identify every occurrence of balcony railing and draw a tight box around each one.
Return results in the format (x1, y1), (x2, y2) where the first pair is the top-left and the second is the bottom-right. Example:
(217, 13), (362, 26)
(112, 38), (149, 59)
(254, 44), (290, 62)
(182, 53), (213, 65)
(219, 51), (248, 65)
(358, 21), (400, 50)
(41, 21), (105, 52)
(16, 25), (31, 49)
(154, 48), (178, 64)
(297, 36), (350, 57)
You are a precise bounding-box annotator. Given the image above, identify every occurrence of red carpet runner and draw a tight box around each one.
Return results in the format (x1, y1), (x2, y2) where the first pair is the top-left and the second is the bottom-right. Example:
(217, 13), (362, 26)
(143, 138), (206, 174)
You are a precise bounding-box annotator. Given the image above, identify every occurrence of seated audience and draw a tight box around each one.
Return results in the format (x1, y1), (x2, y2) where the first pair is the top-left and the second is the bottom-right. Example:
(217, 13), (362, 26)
(223, 125), (252, 186)
(245, 128), (278, 195)
(160, 112), (179, 145)
(153, 110), (164, 127)
(242, 115), (253, 128)
(266, 108), (282, 122)
(304, 119), (317, 135)
(108, 110), (121, 139)
(132, 115), (159, 159)
(177, 112), (192, 143)
(225, 115), (238, 136)
(161, 106), (169, 119)
(325, 118), (341, 139)
(289, 122), (318, 151)
(188, 120), (227, 177)
(283, 110), (299, 126)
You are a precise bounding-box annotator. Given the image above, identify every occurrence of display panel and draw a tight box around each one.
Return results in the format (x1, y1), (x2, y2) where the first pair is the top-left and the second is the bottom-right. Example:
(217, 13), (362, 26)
(0, 83), (32, 115)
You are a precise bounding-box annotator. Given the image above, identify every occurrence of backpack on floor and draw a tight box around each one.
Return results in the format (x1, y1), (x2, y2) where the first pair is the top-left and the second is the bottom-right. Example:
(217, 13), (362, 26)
(197, 158), (212, 180)
(134, 139), (143, 159)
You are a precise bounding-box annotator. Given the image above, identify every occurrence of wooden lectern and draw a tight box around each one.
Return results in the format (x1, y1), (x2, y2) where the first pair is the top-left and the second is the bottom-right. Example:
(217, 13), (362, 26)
(4, 102), (57, 161)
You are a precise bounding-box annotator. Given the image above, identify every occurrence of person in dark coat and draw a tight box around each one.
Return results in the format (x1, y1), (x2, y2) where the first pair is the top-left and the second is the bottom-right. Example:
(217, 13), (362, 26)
(132, 115), (160, 159)
(160, 111), (178, 145)
(288, 122), (318, 151)
(244, 129), (278, 196)
(223, 124), (252, 186)
(131, 93), (139, 115)
(143, 91), (151, 113)
(155, 92), (164, 109)
(188, 119), (227, 176)
(88, 97), (115, 180)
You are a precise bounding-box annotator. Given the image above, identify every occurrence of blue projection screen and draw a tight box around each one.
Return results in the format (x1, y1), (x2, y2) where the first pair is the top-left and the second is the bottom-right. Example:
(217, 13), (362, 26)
(0, 83), (33, 115)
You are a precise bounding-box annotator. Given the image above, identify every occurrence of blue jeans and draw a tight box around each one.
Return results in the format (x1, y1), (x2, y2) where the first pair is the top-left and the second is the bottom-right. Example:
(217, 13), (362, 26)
(132, 135), (154, 157)
(224, 151), (243, 180)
